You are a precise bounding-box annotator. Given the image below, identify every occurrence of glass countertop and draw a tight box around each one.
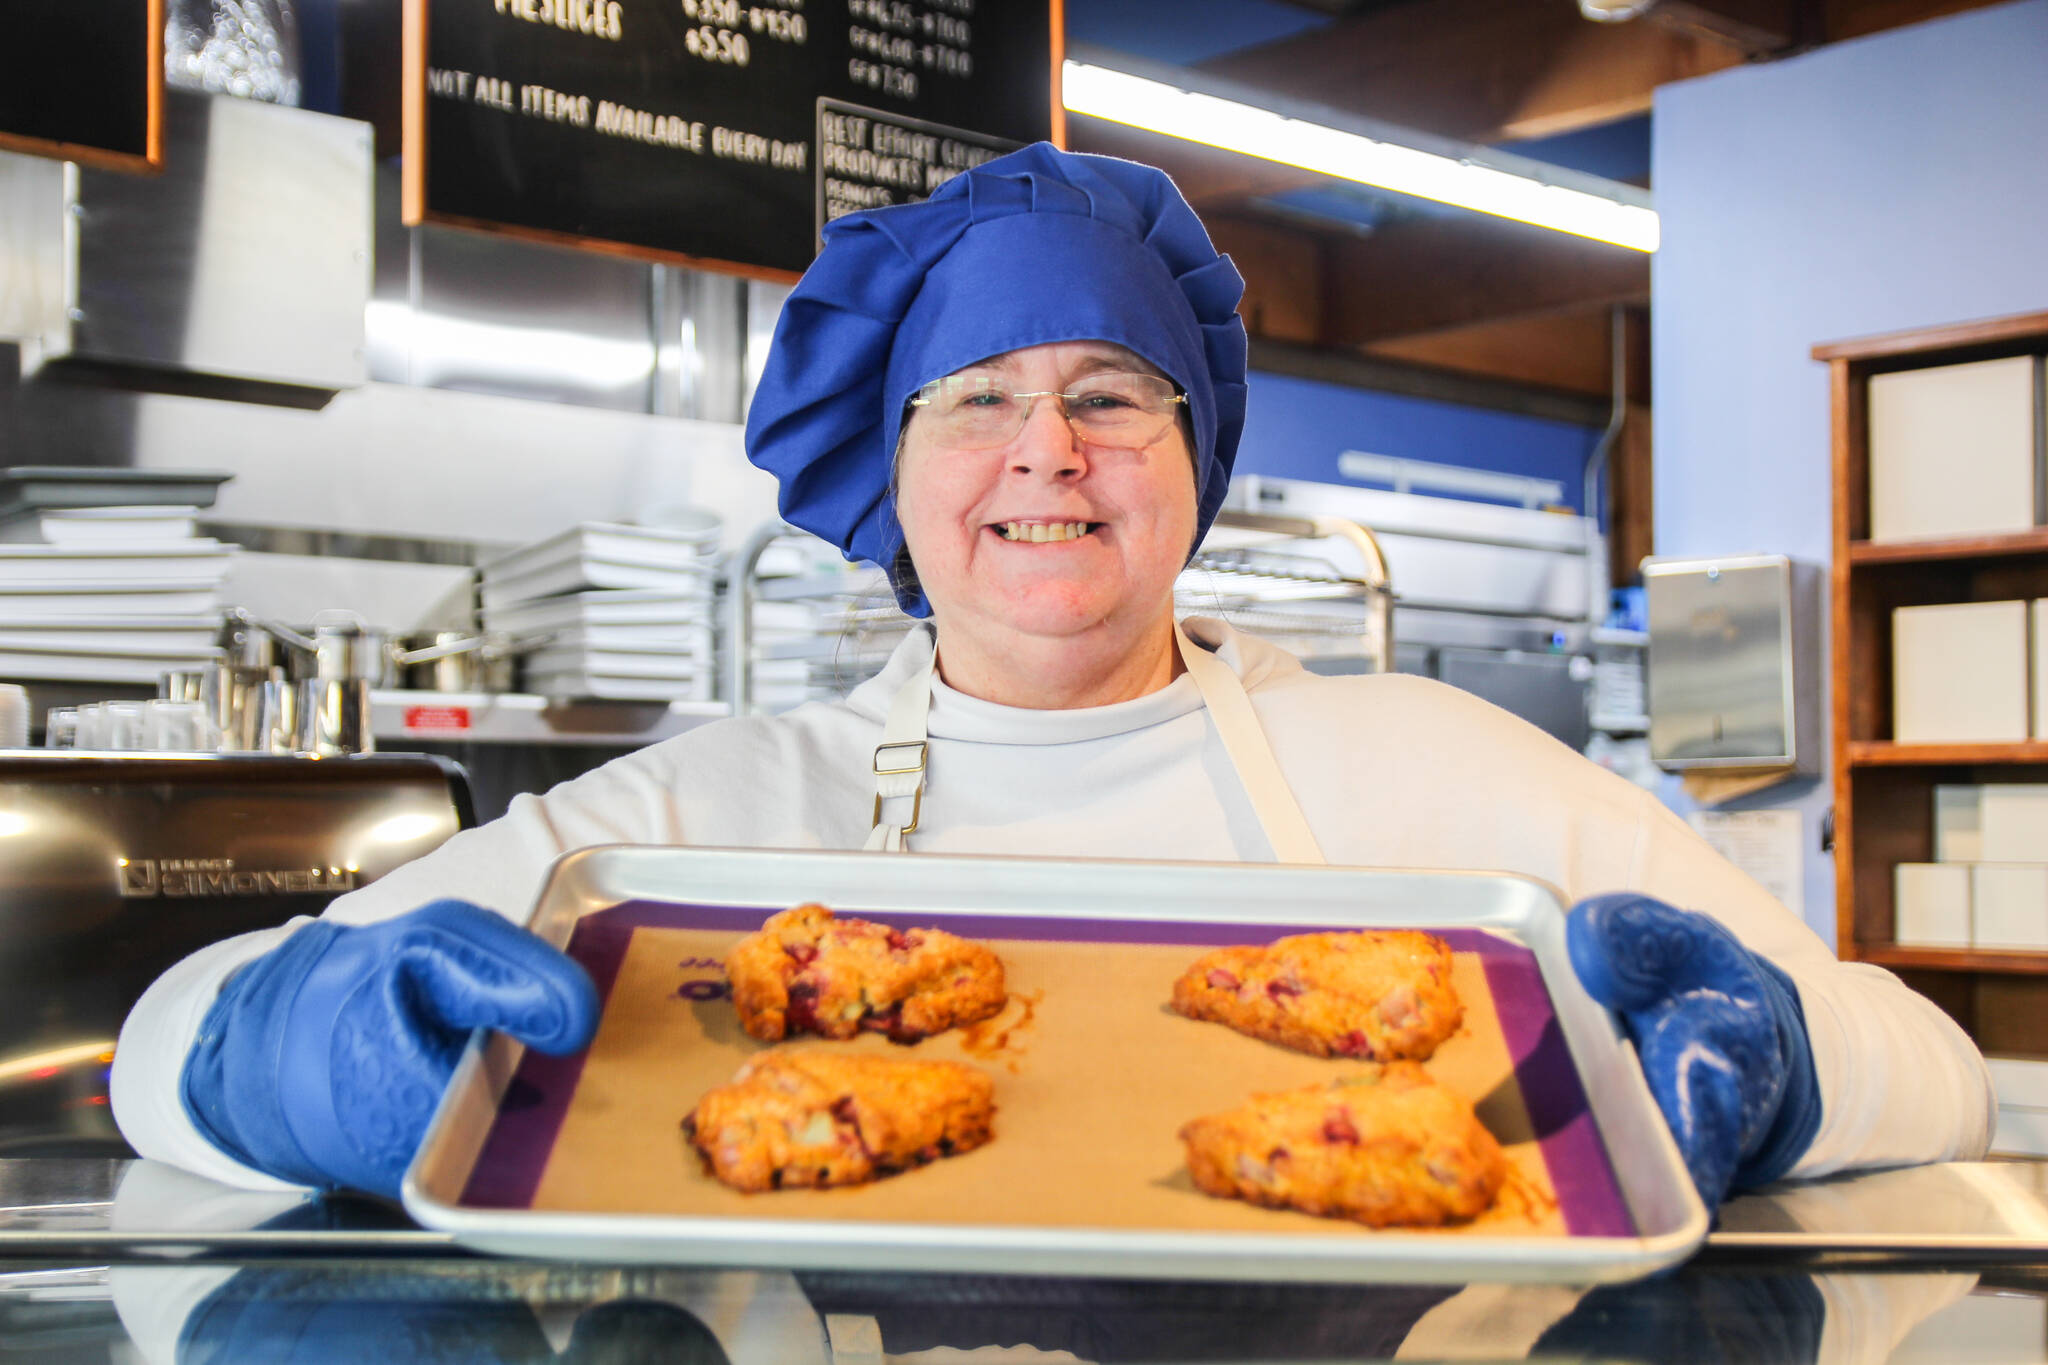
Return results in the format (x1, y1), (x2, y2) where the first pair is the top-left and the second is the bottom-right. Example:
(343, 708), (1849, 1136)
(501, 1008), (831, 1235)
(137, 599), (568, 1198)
(2, 1158), (2046, 1363)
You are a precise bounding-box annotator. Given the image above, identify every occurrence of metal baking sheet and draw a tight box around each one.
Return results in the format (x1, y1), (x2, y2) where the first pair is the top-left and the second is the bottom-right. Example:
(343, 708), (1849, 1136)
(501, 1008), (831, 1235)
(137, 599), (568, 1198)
(405, 847), (1706, 1283)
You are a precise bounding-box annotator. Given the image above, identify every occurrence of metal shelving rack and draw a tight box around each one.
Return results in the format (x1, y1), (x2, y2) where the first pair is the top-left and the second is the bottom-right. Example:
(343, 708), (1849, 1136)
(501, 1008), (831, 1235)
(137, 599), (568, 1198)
(369, 690), (727, 747)
(726, 511), (1395, 715)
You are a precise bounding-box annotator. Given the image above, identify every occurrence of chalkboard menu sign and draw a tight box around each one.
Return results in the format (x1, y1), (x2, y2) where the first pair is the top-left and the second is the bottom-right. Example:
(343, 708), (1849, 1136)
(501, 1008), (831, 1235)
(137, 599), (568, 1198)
(0, 0), (163, 172)
(403, 0), (1059, 277)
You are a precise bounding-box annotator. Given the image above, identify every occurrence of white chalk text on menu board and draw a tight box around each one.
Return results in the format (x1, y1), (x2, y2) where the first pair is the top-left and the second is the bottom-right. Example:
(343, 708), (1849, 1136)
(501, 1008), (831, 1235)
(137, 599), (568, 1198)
(404, 0), (1057, 277)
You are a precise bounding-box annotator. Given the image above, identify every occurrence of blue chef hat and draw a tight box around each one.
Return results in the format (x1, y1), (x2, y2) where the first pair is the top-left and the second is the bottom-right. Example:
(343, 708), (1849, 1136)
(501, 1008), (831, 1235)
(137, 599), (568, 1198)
(745, 142), (1249, 617)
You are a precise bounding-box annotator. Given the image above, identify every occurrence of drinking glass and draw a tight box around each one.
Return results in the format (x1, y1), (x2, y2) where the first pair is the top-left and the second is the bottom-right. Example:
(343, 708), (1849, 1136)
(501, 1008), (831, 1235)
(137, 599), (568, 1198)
(102, 701), (147, 751)
(74, 703), (110, 750)
(144, 699), (218, 752)
(43, 707), (78, 749)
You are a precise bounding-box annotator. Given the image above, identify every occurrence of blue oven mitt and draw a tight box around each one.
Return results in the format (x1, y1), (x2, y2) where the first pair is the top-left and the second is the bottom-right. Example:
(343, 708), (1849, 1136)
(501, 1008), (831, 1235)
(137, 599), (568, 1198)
(1567, 893), (1823, 1210)
(180, 899), (599, 1201)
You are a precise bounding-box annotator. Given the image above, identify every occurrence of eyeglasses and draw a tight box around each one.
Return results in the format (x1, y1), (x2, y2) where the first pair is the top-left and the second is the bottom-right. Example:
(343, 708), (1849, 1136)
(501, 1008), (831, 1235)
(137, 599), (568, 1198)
(907, 371), (1187, 451)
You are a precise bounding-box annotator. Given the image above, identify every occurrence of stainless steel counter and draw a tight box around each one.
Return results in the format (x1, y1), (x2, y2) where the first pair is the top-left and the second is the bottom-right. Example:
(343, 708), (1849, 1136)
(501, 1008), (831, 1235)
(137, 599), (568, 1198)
(2, 1159), (2047, 1361)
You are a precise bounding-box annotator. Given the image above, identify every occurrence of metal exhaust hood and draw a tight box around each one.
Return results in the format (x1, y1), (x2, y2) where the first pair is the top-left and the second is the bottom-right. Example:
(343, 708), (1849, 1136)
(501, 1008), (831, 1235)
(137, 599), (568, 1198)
(0, 90), (372, 403)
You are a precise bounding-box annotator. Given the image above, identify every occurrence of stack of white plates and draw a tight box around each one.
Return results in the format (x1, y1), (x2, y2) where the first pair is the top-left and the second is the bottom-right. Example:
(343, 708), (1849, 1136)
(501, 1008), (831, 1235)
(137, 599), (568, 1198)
(0, 507), (233, 683)
(477, 517), (722, 702)
(747, 561), (910, 709)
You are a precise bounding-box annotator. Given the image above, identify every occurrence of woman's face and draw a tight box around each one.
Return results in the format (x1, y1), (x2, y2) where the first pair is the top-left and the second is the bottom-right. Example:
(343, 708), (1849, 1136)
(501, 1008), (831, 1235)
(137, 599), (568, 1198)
(895, 339), (1197, 646)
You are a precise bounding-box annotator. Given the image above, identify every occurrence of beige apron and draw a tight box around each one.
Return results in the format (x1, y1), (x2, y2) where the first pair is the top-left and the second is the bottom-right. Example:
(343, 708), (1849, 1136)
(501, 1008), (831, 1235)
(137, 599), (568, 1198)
(864, 622), (1327, 864)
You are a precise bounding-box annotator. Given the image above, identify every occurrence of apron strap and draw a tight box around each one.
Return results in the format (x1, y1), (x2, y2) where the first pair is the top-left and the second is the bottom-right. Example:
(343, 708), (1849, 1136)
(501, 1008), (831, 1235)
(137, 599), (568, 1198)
(864, 626), (937, 852)
(1174, 621), (1328, 865)
(862, 620), (1327, 866)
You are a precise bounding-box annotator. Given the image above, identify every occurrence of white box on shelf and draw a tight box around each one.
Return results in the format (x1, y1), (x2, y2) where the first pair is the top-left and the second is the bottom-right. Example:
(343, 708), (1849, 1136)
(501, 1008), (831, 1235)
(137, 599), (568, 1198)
(1934, 785), (1985, 862)
(1992, 1106), (2048, 1158)
(1868, 354), (2040, 543)
(1891, 600), (2030, 743)
(1894, 863), (1972, 947)
(1981, 785), (2048, 862)
(2036, 601), (2048, 741)
(1970, 864), (2048, 950)
(1988, 1057), (2048, 1111)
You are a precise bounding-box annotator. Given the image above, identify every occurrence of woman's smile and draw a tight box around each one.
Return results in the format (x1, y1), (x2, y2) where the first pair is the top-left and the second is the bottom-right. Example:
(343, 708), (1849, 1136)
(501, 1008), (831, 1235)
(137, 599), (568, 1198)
(989, 520), (1101, 543)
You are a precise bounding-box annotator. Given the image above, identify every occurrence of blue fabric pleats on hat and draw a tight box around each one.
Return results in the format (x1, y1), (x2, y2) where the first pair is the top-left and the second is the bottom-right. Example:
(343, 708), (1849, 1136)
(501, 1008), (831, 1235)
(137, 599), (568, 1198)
(745, 143), (1248, 617)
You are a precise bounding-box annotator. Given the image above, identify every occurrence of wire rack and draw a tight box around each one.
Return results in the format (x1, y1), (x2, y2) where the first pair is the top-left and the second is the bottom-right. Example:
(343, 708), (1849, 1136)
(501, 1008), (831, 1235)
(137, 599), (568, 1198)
(729, 518), (1395, 712)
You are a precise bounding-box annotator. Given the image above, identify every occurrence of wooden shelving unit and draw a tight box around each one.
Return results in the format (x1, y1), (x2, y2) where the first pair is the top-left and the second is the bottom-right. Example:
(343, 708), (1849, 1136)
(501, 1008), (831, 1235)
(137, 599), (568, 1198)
(1821, 308), (2048, 1055)
(1858, 945), (2048, 977)
(1847, 741), (2048, 767)
(1847, 528), (2048, 566)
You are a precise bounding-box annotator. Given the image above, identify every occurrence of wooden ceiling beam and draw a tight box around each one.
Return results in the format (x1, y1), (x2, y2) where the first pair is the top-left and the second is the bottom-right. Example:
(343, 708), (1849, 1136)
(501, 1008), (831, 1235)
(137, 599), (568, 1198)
(1821, 0), (2009, 40)
(1640, 1), (1802, 56)
(1070, 0), (2006, 201)
(1206, 211), (1649, 354)
(1205, 210), (1649, 403)
(1249, 336), (1614, 427)
(1361, 306), (1625, 399)
(1200, 216), (1330, 347)
(1325, 214), (1649, 347)
(1196, 0), (1743, 144)
(1063, 115), (1329, 210)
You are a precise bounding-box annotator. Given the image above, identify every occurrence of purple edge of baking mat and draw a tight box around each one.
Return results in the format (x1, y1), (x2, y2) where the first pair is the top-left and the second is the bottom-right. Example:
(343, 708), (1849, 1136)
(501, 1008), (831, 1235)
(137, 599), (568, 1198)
(460, 901), (1635, 1238)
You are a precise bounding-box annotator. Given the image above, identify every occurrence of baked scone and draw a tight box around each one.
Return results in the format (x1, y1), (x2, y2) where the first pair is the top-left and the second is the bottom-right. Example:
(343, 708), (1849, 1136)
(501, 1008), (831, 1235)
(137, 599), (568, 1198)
(1169, 930), (1461, 1061)
(1179, 1063), (1505, 1227)
(683, 1048), (996, 1192)
(725, 903), (1006, 1043)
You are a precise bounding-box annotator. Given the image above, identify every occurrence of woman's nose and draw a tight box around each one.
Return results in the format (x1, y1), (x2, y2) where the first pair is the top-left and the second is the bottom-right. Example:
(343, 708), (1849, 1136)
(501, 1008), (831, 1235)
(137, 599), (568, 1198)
(1008, 397), (1087, 479)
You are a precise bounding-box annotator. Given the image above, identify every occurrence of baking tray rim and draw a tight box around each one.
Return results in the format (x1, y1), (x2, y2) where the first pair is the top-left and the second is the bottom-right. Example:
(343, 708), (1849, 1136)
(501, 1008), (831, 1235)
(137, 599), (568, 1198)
(404, 844), (1709, 1283)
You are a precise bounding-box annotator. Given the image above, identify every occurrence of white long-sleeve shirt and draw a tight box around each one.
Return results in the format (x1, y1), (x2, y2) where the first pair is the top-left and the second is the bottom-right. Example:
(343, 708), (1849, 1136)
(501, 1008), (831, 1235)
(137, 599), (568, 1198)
(113, 618), (1994, 1189)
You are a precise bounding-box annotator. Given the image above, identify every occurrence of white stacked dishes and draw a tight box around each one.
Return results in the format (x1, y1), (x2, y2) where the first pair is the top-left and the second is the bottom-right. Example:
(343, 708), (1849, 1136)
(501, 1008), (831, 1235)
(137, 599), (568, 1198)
(745, 543), (906, 710)
(0, 513), (235, 685)
(477, 517), (722, 703)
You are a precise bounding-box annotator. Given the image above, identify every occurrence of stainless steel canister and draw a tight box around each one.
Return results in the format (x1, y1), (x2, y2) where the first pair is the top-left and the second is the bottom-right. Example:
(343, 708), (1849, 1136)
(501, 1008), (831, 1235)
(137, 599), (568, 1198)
(299, 610), (390, 685)
(225, 612), (380, 752)
(393, 631), (516, 692)
(163, 653), (283, 751)
(294, 678), (374, 756)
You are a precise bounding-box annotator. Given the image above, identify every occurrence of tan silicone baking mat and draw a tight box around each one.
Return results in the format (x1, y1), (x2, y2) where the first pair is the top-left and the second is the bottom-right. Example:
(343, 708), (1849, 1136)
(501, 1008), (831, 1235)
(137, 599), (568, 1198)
(459, 902), (1631, 1239)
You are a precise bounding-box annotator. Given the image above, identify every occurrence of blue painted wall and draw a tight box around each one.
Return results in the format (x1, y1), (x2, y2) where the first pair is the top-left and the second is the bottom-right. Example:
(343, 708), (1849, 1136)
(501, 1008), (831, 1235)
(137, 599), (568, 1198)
(1236, 370), (1602, 512)
(1652, 0), (2048, 942)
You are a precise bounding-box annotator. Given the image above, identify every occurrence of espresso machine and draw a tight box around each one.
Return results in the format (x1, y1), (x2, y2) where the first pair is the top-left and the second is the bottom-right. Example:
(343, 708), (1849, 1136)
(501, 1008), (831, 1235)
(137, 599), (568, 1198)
(0, 751), (474, 1154)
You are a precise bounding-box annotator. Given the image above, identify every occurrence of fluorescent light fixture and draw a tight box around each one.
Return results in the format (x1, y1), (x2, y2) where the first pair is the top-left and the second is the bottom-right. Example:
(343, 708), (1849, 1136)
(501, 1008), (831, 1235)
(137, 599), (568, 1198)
(0, 1040), (116, 1083)
(1062, 60), (1659, 253)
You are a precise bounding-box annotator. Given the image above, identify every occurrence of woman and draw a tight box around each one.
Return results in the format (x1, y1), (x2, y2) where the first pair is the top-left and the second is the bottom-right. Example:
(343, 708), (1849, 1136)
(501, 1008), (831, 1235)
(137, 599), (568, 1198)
(112, 144), (1991, 1211)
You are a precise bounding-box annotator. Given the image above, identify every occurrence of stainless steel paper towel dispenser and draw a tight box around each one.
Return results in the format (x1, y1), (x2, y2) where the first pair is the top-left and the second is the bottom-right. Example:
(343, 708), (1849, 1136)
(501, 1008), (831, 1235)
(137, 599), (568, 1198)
(1644, 554), (1820, 772)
